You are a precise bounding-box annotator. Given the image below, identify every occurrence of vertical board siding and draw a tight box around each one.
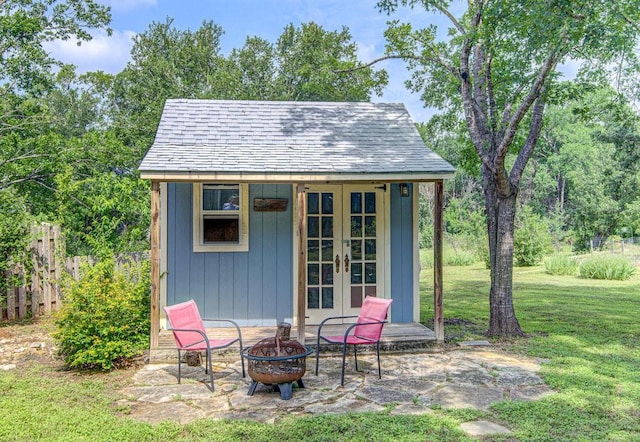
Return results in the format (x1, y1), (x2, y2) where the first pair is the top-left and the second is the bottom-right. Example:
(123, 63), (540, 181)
(390, 183), (414, 322)
(167, 183), (293, 325)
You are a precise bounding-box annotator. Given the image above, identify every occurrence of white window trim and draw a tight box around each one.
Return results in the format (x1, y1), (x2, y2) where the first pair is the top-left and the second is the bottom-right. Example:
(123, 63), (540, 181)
(192, 183), (249, 252)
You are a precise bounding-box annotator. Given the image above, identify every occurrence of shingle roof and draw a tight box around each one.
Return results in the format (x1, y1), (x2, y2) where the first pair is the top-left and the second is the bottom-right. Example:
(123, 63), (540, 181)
(139, 99), (455, 181)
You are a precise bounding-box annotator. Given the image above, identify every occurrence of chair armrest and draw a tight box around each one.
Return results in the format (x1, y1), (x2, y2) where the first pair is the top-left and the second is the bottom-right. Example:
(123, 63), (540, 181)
(200, 318), (244, 348)
(317, 315), (359, 337)
(166, 327), (210, 350)
(343, 320), (388, 342)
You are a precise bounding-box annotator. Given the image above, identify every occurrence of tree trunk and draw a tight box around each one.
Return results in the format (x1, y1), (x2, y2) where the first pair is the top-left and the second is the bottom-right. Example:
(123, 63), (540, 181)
(484, 174), (524, 337)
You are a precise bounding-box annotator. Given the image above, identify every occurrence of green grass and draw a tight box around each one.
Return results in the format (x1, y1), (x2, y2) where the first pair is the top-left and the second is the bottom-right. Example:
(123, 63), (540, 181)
(2, 259), (639, 441)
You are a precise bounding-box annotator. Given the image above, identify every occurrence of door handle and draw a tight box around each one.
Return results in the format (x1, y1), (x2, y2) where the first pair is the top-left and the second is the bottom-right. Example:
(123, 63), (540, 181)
(335, 254), (340, 273)
(344, 254), (350, 273)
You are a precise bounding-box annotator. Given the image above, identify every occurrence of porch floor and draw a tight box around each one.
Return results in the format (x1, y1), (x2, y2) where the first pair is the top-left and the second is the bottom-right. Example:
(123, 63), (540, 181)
(151, 322), (437, 363)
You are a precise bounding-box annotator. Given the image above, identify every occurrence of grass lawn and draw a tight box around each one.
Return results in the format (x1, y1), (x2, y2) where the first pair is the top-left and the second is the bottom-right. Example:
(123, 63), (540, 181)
(1, 260), (639, 441)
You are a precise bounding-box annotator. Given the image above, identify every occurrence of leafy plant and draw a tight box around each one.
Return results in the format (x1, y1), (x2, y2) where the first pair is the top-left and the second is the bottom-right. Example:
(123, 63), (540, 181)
(445, 250), (475, 266)
(514, 207), (552, 266)
(543, 254), (579, 276)
(578, 255), (636, 280)
(54, 258), (150, 370)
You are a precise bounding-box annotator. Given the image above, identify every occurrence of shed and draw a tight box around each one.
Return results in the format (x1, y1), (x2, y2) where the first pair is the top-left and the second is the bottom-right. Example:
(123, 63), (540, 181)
(139, 99), (455, 350)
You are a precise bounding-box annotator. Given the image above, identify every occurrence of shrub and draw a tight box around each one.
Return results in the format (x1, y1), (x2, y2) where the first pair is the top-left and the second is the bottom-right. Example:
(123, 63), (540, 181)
(514, 207), (552, 266)
(579, 255), (636, 280)
(445, 250), (476, 266)
(544, 254), (579, 276)
(54, 258), (151, 370)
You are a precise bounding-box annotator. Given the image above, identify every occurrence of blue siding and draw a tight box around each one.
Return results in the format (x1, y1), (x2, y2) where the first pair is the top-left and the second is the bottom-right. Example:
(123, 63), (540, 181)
(167, 183), (293, 324)
(390, 183), (414, 322)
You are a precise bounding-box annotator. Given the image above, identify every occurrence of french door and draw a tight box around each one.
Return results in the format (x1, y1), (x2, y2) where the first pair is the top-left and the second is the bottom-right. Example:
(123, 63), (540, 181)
(305, 185), (385, 324)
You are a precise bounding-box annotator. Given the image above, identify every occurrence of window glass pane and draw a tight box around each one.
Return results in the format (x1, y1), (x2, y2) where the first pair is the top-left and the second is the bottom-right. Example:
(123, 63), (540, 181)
(351, 262), (362, 284)
(322, 287), (334, 308)
(364, 192), (376, 213)
(321, 240), (333, 261)
(308, 216), (319, 238)
(365, 239), (376, 260)
(308, 240), (319, 262)
(322, 193), (333, 214)
(351, 240), (362, 261)
(322, 216), (333, 238)
(351, 286), (363, 308)
(203, 218), (239, 243)
(308, 193), (319, 214)
(322, 264), (334, 285)
(308, 288), (319, 309)
(308, 264), (319, 285)
(350, 192), (362, 214)
(365, 216), (376, 237)
(365, 263), (376, 284)
(203, 185), (239, 211)
(351, 216), (362, 237)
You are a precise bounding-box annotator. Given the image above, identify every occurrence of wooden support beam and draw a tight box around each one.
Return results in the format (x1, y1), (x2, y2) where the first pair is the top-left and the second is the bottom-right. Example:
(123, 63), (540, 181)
(150, 180), (161, 349)
(296, 183), (307, 344)
(433, 180), (444, 342)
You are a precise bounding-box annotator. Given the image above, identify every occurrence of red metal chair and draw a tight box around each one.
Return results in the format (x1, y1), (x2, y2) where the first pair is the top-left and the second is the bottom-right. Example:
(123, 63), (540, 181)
(315, 296), (393, 386)
(164, 300), (245, 392)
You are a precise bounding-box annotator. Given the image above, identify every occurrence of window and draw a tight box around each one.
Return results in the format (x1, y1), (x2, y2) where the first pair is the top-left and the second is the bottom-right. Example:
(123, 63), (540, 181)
(193, 183), (249, 252)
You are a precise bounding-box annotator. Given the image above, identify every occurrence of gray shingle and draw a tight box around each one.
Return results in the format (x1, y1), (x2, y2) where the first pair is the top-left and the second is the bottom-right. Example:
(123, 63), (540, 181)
(139, 100), (455, 177)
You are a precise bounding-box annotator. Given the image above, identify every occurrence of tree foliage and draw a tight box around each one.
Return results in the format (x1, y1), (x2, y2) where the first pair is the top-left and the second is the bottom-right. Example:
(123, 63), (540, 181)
(378, 0), (640, 336)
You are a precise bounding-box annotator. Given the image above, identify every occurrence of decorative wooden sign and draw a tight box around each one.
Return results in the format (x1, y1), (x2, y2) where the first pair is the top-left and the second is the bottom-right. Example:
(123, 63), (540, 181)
(253, 198), (288, 212)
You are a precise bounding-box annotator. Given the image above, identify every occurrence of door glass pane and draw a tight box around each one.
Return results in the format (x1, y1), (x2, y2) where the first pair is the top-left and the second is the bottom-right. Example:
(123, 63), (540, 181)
(308, 264), (319, 285)
(351, 192), (362, 214)
(365, 263), (376, 284)
(308, 288), (319, 309)
(321, 240), (333, 261)
(365, 286), (377, 298)
(308, 216), (319, 238)
(364, 192), (376, 213)
(308, 193), (319, 214)
(322, 288), (334, 308)
(351, 262), (362, 284)
(322, 216), (333, 237)
(322, 193), (333, 214)
(308, 240), (319, 262)
(322, 264), (334, 285)
(365, 216), (376, 237)
(351, 216), (362, 237)
(351, 240), (362, 260)
(365, 239), (376, 260)
(351, 286), (363, 308)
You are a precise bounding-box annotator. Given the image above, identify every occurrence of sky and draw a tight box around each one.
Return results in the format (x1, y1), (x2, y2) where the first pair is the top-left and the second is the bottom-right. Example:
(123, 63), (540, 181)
(45, 0), (446, 122)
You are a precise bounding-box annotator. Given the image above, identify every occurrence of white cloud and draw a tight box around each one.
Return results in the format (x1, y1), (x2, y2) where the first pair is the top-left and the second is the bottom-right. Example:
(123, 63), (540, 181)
(100, 0), (157, 12)
(44, 29), (135, 74)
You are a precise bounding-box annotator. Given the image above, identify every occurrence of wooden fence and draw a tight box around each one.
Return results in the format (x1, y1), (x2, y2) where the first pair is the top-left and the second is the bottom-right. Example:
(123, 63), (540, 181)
(1, 224), (148, 321)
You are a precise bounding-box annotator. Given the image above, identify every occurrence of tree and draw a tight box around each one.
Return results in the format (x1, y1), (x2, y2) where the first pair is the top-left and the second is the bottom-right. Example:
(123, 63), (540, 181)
(377, 0), (640, 336)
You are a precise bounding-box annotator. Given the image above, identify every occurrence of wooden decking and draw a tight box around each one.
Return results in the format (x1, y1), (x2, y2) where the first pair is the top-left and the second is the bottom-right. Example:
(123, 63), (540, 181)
(151, 322), (437, 363)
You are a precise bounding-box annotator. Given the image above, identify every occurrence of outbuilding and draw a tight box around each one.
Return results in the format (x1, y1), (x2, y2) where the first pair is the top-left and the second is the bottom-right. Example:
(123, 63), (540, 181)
(138, 99), (454, 351)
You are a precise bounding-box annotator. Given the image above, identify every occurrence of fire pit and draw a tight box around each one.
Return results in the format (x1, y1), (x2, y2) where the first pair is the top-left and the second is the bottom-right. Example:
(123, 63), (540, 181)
(243, 326), (313, 400)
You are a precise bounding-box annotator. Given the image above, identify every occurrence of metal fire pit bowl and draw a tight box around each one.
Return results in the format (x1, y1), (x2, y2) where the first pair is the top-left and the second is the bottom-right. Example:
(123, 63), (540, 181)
(244, 337), (314, 400)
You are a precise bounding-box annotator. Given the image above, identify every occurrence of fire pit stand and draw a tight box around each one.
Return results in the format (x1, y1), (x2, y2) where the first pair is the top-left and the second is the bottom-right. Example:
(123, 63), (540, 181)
(243, 337), (314, 400)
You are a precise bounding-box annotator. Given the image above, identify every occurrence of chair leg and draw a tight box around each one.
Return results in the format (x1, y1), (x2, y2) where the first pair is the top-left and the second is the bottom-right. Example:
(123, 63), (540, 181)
(354, 345), (359, 371)
(206, 349), (214, 392)
(315, 335), (321, 376)
(177, 349), (182, 384)
(239, 347), (246, 378)
(376, 341), (382, 379)
(340, 342), (348, 386)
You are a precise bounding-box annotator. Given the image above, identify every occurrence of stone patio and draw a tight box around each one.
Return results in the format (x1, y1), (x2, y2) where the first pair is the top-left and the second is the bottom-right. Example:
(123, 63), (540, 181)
(117, 346), (554, 437)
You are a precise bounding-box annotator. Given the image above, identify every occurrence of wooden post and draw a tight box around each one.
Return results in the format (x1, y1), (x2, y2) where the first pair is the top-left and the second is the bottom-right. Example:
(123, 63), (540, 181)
(150, 181), (161, 349)
(433, 180), (444, 342)
(296, 183), (307, 344)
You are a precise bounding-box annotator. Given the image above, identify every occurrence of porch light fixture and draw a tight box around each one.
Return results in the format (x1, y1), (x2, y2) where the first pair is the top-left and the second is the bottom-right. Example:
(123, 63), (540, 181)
(399, 183), (410, 197)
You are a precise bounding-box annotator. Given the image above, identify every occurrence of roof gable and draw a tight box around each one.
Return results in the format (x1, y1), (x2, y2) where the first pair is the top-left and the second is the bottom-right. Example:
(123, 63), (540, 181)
(139, 99), (455, 181)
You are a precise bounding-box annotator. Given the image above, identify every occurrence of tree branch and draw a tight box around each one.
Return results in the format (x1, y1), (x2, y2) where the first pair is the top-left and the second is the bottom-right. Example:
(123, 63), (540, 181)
(510, 92), (546, 184)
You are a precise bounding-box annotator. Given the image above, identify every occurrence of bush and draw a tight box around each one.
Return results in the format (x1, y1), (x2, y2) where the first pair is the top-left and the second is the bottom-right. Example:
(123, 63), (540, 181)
(514, 207), (552, 266)
(445, 250), (476, 266)
(544, 254), (579, 275)
(579, 255), (636, 280)
(54, 258), (151, 370)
